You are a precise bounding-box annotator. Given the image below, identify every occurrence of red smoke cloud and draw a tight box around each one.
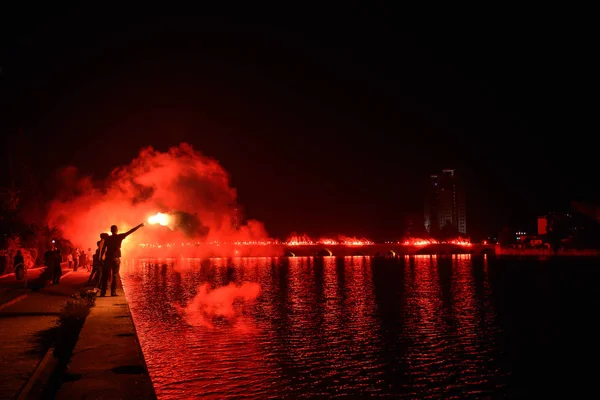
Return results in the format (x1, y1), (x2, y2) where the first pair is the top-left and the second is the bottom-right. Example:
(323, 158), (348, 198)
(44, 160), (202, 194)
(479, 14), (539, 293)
(179, 282), (261, 328)
(46, 143), (268, 255)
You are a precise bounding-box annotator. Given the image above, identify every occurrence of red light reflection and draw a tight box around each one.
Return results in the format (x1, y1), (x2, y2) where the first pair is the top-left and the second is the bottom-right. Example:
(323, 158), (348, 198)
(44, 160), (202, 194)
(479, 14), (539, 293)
(402, 237), (471, 246)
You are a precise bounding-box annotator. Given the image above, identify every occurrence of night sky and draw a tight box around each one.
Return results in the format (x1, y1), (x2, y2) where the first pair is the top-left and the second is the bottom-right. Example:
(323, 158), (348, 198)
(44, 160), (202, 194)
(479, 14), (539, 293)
(0, 13), (596, 240)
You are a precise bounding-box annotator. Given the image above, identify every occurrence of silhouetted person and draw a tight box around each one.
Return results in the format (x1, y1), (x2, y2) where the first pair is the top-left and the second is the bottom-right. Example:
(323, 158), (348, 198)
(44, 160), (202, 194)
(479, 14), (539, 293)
(14, 250), (25, 280)
(86, 248), (93, 271)
(79, 250), (87, 271)
(14, 250), (24, 269)
(89, 234), (108, 286)
(43, 244), (57, 283)
(73, 248), (80, 271)
(53, 249), (62, 284)
(100, 223), (145, 297)
(98, 232), (108, 261)
(88, 241), (101, 285)
(43, 246), (55, 268)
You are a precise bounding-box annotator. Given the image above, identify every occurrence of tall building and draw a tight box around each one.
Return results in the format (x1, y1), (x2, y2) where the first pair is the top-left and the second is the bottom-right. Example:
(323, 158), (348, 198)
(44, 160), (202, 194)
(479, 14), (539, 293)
(424, 169), (467, 235)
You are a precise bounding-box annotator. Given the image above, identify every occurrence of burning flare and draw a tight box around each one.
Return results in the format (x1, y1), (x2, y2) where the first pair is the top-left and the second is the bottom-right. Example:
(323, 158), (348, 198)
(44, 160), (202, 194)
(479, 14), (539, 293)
(285, 234), (373, 246)
(402, 238), (471, 246)
(147, 212), (170, 226)
(44, 143), (268, 254)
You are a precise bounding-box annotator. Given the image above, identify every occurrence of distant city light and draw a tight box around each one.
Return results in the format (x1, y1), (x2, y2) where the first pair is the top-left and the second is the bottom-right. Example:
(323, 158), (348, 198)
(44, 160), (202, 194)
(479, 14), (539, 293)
(137, 236), (480, 249)
(138, 235), (375, 248)
(402, 238), (471, 246)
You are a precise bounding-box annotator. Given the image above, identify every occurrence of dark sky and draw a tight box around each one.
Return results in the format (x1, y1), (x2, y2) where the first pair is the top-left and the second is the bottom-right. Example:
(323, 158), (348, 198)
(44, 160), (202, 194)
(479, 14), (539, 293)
(0, 13), (596, 240)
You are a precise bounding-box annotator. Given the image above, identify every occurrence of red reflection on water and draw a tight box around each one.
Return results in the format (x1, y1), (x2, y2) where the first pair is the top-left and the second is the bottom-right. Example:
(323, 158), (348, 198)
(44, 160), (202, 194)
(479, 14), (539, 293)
(452, 255), (478, 335)
(122, 258), (279, 399)
(400, 254), (503, 396)
(403, 255), (448, 391)
(449, 254), (504, 392)
(409, 255), (445, 340)
(121, 256), (503, 398)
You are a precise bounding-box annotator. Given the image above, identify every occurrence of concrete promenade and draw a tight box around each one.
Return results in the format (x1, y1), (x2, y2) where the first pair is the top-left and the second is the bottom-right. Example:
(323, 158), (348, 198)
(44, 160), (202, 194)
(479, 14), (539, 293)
(56, 286), (156, 399)
(495, 247), (600, 256)
(0, 267), (47, 308)
(0, 266), (85, 399)
(0, 266), (156, 399)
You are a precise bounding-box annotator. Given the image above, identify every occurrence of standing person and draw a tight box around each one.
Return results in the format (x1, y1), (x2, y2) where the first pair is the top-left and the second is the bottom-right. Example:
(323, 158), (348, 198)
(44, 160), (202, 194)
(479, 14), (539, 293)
(73, 248), (79, 271)
(43, 243), (57, 283)
(13, 250), (24, 269)
(88, 241), (101, 285)
(98, 233), (108, 261)
(100, 223), (145, 297)
(79, 250), (87, 271)
(86, 248), (93, 272)
(97, 233), (108, 287)
(88, 234), (108, 286)
(53, 248), (62, 284)
(67, 252), (73, 268)
(13, 250), (25, 280)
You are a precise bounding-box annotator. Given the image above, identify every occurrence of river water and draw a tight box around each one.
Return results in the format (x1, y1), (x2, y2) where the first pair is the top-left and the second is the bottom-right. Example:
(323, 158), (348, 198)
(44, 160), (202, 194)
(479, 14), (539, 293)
(121, 255), (599, 399)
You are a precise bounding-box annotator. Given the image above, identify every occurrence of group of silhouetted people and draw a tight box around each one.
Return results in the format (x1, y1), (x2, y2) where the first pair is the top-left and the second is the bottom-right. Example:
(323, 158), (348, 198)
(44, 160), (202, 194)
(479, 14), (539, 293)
(90, 222), (146, 297)
(67, 248), (92, 272)
(43, 244), (63, 284)
(40, 222), (145, 292)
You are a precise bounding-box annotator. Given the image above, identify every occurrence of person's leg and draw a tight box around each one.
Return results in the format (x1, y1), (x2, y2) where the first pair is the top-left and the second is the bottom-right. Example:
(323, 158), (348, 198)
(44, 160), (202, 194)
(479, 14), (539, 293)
(96, 263), (103, 288)
(88, 266), (96, 284)
(100, 261), (111, 296)
(53, 264), (60, 284)
(110, 258), (121, 295)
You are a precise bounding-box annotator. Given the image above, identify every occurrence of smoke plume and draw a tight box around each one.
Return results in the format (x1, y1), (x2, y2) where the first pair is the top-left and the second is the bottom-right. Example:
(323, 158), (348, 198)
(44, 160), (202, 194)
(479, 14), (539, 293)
(46, 143), (268, 255)
(179, 282), (261, 328)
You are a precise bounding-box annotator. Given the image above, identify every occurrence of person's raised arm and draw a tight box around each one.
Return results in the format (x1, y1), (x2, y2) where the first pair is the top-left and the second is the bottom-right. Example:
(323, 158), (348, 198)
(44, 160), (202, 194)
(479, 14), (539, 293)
(122, 222), (146, 238)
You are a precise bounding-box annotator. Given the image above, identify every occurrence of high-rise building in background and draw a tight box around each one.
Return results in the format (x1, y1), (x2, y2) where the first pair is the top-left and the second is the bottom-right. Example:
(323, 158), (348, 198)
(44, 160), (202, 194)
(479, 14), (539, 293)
(424, 169), (467, 235)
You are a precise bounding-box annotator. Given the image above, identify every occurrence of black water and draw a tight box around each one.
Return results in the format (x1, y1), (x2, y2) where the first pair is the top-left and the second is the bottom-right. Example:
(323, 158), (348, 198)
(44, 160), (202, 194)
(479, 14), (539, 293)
(121, 256), (599, 399)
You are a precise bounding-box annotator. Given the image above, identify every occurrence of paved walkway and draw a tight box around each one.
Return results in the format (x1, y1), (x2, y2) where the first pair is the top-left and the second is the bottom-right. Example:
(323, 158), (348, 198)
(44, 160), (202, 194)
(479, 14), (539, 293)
(0, 264), (86, 306)
(56, 287), (156, 399)
(0, 269), (89, 399)
(0, 267), (45, 307)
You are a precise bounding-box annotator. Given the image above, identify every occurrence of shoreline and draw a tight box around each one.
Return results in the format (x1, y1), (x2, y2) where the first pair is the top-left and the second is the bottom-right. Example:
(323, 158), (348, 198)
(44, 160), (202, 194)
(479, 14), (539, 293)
(495, 248), (600, 256)
(0, 268), (156, 399)
(55, 284), (156, 399)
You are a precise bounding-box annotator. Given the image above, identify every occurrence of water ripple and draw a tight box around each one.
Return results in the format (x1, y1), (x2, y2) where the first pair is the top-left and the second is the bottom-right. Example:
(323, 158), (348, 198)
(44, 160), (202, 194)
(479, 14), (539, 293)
(121, 255), (516, 398)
